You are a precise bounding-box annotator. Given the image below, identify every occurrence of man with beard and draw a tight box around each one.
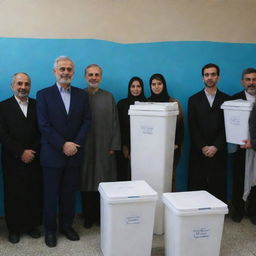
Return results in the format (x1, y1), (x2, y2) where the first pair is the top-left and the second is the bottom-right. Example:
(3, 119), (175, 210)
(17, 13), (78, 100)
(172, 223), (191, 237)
(188, 63), (229, 202)
(230, 68), (256, 223)
(36, 56), (91, 247)
(80, 64), (120, 228)
(0, 72), (42, 243)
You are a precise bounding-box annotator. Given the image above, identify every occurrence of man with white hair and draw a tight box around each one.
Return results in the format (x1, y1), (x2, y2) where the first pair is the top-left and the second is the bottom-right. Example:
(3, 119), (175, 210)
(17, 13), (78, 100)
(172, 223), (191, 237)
(37, 56), (91, 247)
(0, 72), (42, 243)
(80, 64), (120, 228)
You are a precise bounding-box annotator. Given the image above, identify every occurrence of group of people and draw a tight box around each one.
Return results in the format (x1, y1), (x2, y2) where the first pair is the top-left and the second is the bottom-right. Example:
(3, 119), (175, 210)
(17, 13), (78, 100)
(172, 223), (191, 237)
(0, 57), (255, 249)
(187, 64), (256, 227)
(0, 57), (120, 248)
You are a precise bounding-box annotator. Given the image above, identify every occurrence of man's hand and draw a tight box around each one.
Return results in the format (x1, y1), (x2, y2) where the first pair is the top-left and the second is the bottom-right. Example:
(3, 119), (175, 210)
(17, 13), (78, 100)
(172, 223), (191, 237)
(202, 146), (218, 158)
(63, 142), (80, 156)
(109, 150), (115, 155)
(122, 145), (130, 159)
(241, 139), (252, 149)
(21, 149), (36, 164)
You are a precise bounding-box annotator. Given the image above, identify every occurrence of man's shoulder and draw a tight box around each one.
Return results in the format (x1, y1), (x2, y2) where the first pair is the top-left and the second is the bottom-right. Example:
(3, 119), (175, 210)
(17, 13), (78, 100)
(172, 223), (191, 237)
(231, 91), (245, 100)
(28, 97), (36, 104)
(0, 97), (16, 114)
(189, 90), (204, 100)
(217, 89), (230, 99)
(0, 96), (14, 105)
(37, 85), (56, 96)
(98, 88), (113, 97)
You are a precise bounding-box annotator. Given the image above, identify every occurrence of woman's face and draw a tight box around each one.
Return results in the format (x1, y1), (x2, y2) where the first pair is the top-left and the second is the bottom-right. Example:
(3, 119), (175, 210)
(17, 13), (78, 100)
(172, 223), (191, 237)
(130, 80), (142, 97)
(151, 78), (164, 94)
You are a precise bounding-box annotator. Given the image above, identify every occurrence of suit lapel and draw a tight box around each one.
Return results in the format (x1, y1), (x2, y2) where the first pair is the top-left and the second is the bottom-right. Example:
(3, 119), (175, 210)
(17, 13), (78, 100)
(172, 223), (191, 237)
(10, 96), (28, 119)
(67, 86), (77, 120)
(200, 90), (212, 109)
(52, 84), (68, 117)
(212, 90), (224, 109)
(242, 91), (247, 100)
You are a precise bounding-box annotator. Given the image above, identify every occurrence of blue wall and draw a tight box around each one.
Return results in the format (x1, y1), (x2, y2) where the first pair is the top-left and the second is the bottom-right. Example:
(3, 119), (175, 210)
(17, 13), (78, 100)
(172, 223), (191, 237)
(0, 38), (255, 215)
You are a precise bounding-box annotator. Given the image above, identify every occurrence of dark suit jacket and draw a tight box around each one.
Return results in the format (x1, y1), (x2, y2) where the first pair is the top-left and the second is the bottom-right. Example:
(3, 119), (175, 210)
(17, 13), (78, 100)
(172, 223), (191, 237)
(249, 104), (256, 149)
(36, 84), (91, 168)
(188, 89), (230, 152)
(231, 90), (246, 101)
(0, 96), (40, 164)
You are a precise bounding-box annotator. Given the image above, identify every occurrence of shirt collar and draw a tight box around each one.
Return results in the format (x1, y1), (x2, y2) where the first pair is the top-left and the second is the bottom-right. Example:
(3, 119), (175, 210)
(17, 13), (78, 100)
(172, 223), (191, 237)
(204, 88), (217, 97)
(57, 83), (71, 92)
(245, 90), (256, 102)
(14, 95), (29, 104)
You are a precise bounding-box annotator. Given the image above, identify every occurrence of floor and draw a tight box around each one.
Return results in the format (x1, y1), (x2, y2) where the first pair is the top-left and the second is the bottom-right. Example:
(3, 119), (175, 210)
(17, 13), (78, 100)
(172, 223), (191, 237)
(0, 215), (254, 256)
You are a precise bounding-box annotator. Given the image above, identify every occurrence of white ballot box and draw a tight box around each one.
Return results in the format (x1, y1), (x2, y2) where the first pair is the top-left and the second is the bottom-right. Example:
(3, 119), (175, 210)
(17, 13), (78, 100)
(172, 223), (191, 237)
(98, 180), (157, 256)
(129, 102), (179, 235)
(162, 191), (228, 256)
(221, 99), (253, 145)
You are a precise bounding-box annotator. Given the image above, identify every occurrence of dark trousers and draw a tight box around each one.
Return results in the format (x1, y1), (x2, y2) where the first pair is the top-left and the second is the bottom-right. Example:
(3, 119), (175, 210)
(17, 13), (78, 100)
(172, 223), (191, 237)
(43, 165), (80, 234)
(231, 149), (256, 217)
(81, 191), (100, 224)
(3, 160), (42, 233)
(188, 150), (227, 202)
(116, 151), (131, 181)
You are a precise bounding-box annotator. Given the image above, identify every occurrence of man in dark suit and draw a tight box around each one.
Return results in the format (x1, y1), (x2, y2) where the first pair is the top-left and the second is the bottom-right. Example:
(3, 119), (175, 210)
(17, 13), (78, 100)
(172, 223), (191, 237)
(0, 72), (42, 243)
(230, 68), (256, 223)
(188, 63), (229, 202)
(36, 56), (91, 247)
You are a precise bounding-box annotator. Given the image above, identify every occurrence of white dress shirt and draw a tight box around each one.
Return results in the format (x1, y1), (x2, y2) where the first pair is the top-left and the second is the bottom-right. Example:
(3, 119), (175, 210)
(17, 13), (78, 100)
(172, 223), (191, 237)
(14, 96), (28, 117)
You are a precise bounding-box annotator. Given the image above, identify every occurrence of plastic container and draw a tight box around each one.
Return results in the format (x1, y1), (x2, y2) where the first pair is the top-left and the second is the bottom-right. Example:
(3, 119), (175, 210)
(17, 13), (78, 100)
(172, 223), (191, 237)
(162, 191), (228, 256)
(129, 102), (179, 235)
(221, 99), (253, 145)
(98, 180), (157, 256)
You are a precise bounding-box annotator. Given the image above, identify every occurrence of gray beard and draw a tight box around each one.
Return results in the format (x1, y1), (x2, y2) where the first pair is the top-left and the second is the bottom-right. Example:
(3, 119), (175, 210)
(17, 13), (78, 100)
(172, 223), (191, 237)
(88, 83), (100, 89)
(58, 78), (72, 84)
(14, 91), (29, 98)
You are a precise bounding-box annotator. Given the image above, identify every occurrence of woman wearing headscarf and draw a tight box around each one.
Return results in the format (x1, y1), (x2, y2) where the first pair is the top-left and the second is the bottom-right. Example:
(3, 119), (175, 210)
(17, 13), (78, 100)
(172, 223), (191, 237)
(117, 76), (147, 180)
(148, 73), (184, 191)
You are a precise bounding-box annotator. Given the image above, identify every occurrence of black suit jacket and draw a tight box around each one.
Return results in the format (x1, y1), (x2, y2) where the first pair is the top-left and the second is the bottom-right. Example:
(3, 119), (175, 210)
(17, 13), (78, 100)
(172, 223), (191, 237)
(231, 90), (246, 101)
(0, 96), (40, 164)
(188, 89), (230, 152)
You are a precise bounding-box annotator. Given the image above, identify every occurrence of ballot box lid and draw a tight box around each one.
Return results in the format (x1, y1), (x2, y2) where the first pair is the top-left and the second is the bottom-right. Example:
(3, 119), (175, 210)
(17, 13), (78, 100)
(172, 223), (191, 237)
(162, 191), (228, 216)
(99, 180), (158, 204)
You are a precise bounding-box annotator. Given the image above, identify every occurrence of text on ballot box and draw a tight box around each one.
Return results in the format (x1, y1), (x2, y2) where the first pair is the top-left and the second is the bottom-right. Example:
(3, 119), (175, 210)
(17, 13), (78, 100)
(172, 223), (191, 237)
(162, 191), (228, 256)
(129, 102), (179, 235)
(98, 180), (157, 256)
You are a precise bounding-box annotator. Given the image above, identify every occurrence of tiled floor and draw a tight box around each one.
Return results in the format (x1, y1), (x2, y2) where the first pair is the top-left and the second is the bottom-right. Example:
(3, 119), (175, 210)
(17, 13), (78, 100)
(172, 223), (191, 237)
(0, 215), (254, 255)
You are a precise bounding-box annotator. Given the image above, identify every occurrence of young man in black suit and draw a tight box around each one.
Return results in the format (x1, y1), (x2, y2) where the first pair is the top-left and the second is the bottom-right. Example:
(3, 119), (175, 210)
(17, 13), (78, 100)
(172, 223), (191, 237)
(188, 63), (229, 202)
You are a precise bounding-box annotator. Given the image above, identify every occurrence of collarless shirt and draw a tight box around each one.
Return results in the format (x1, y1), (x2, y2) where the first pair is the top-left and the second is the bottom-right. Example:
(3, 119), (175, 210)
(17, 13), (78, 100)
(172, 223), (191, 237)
(14, 96), (28, 117)
(57, 83), (71, 114)
(245, 91), (256, 103)
(204, 88), (217, 107)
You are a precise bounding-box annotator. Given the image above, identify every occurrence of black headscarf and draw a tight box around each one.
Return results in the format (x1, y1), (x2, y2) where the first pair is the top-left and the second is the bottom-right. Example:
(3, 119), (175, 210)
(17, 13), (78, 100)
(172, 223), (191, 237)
(148, 73), (170, 102)
(127, 76), (146, 104)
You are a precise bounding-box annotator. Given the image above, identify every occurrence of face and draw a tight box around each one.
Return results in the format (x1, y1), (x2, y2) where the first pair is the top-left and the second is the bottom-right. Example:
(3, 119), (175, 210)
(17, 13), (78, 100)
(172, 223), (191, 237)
(202, 67), (219, 88)
(85, 66), (102, 89)
(53, 60), (74, 86)
(12, 73), (31, 100)
(241, 73), (256, 96)
(130, 80), (142, 97)
(151, 78), (164, 94)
